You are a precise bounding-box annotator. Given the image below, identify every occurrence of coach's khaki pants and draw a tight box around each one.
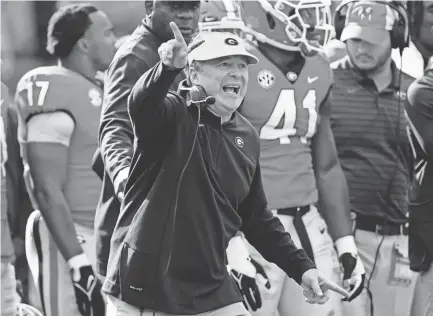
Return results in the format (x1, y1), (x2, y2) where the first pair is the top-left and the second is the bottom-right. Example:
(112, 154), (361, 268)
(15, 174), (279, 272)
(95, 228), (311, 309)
(106, 294), (251, 316)
(342, 229), (418, 316)
(411, 263), (433, 316)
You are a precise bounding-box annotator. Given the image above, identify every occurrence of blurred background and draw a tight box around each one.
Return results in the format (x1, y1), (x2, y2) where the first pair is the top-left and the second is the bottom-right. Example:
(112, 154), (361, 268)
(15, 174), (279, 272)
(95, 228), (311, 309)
(1, 1), (148, 90)
(1, 1), (343, 92)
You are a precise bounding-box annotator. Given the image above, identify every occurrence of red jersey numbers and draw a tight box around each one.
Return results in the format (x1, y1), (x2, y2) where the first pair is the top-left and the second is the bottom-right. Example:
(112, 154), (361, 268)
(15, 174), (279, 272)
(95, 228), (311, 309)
(259, 89), (317, 144)
(23, 81), (50, 107)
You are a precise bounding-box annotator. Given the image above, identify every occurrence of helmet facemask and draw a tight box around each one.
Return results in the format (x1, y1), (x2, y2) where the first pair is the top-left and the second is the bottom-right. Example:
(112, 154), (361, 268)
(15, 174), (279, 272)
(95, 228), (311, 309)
(275, 0), (333, 52)
(242, 0), (334, 54)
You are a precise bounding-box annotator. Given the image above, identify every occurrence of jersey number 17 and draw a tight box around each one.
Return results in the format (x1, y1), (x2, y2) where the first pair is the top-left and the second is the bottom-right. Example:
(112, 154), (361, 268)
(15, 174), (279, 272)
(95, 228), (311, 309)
(24, 81), (50, 107)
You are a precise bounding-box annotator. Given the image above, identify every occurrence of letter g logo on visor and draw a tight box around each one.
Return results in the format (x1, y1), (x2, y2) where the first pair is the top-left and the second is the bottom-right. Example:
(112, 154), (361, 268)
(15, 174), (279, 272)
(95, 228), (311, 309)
(225, 38), (239, 46)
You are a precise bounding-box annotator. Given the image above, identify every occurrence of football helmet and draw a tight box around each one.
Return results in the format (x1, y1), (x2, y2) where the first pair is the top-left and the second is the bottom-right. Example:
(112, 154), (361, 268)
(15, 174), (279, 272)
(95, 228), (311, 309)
(199, 0), (245, 34)
(238, 0), (334, 52)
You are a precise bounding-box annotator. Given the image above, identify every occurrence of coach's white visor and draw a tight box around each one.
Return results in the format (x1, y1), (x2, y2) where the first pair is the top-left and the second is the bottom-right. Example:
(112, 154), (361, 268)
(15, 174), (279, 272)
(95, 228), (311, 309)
(187, 32), (258, 65)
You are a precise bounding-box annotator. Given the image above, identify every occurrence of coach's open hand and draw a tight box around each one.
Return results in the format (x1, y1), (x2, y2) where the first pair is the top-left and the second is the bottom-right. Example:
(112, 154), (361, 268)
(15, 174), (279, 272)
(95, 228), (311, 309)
(158, 22), (188, 70)
(301, 269), (350, 304)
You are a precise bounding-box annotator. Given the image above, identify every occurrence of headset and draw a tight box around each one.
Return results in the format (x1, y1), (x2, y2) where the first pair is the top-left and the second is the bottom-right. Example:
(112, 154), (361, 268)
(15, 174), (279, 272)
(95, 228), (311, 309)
(183, 85), (216, 108)
(333, 0), (410, 54)
(153, 84), (214, 316)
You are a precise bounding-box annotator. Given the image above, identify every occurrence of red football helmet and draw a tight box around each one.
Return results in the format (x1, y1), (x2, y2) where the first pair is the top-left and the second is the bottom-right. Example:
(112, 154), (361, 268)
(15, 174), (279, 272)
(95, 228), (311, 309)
(199, 0), (245, 34)
(237, 0), (333, 53)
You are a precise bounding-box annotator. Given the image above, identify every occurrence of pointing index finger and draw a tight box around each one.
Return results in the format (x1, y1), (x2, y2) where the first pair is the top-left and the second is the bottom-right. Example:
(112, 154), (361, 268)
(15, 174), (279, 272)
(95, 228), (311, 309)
(321, 280), (350, 298)
(170, 22), (186, 44)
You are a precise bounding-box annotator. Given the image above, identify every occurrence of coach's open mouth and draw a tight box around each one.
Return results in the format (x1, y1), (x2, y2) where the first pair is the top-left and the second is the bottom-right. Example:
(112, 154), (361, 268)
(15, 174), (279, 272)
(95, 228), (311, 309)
(222, 84), (240, 95)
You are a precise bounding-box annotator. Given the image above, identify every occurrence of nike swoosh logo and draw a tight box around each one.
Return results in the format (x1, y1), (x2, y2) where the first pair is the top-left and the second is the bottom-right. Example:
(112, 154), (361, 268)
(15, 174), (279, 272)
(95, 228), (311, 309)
(307, 76), (319, 84)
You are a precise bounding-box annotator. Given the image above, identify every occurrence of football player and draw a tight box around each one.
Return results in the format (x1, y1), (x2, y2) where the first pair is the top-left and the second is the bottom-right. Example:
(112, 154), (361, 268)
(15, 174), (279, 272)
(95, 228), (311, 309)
(200, 1), (365, 316)
(16, 4), (116, 316)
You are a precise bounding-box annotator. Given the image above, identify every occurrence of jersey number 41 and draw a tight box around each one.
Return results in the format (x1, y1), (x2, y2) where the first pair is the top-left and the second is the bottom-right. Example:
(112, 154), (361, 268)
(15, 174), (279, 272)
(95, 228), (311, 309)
(260, 89), (317, 144)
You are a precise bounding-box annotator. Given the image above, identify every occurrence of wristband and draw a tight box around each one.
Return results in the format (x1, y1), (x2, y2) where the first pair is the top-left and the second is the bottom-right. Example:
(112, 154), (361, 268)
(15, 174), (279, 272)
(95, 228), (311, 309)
(335, 235), (358, 257)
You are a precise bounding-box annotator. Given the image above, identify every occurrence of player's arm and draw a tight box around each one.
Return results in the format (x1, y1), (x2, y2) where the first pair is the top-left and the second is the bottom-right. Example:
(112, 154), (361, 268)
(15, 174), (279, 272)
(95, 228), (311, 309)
(25, 111), (84, 262)
(239, 163), (316, 285)
(99, 53), (150, 202)
(312, 92), (365, 301)
(311, 91), (352, 240)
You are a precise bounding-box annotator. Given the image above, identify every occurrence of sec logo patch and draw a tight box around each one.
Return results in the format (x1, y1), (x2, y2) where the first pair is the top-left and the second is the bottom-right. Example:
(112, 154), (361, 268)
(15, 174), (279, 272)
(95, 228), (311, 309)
(235, 137), (244, 148)
(88, 88), (102, 107)
(257, 69), (275, 89)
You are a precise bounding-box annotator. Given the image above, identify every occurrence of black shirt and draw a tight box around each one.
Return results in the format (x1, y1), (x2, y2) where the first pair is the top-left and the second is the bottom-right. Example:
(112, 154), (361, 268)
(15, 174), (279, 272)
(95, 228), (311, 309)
(405, 61), (433, 269)
(102, 61), (315, 314)
(405, 63), (433, 205)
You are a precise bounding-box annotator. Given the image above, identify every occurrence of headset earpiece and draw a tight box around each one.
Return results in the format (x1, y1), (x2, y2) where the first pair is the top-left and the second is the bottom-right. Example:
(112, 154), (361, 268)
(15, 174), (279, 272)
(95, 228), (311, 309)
(189, 85), (208, 103)
(333, 0), (409, 52)
(389, 2), (410, 51)
(185, 85), (215, 107)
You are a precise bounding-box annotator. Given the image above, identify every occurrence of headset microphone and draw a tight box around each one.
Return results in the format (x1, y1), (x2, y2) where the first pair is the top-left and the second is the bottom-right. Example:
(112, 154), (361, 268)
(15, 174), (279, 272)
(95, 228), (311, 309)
(183, 85), (215, 108)
(187, 96), (216, 107)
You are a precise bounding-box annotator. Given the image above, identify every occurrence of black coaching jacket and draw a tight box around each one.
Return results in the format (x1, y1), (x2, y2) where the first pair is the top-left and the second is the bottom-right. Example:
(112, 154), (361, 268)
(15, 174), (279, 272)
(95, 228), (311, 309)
(102, 61), (315, 314)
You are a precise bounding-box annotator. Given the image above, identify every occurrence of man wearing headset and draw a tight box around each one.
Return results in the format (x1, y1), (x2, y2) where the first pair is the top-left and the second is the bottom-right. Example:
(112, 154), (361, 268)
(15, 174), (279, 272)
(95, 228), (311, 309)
(95, 2), (268, 310)
(328, 0), (433, 77)
(405, 56), (433, 316)
(329, 1), (418, 316)
(103, 25), (350, 316)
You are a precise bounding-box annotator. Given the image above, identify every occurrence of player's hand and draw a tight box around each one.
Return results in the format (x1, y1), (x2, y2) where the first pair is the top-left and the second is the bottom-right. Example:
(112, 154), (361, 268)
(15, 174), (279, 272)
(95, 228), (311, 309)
(339, 253), (365, 301)
(158, 22), (188, 70)
(250, 257), (271, 290)
(336, 236), (366, 302)
(230, 268), (262, 311)
(69, 255), (105, 316)
(301, 269), (350, 305)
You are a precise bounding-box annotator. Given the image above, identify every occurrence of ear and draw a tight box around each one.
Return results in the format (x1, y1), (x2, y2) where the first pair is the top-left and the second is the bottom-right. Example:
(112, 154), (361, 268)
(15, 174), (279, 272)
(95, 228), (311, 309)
(188, 66), (200, 85)
(76, 38), (89, 53)
(145, 0), (154, 16)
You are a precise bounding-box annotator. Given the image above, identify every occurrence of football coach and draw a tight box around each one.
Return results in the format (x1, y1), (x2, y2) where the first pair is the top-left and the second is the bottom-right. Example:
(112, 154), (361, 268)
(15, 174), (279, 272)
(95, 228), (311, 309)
(103, 23), (349, 316)
(405, 56), (433, 316)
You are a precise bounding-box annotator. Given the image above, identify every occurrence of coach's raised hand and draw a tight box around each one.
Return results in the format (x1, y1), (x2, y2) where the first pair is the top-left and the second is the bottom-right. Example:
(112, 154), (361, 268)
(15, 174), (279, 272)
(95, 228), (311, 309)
(158, 22), (188, 70)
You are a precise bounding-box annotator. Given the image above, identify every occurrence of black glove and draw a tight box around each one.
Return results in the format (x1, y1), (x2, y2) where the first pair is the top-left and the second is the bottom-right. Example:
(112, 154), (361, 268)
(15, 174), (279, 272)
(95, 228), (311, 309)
(250, 258), (271, 290)
(71, 265), (105, 316)
(230, 268), (262, 311)
(340, 253), (365, 302)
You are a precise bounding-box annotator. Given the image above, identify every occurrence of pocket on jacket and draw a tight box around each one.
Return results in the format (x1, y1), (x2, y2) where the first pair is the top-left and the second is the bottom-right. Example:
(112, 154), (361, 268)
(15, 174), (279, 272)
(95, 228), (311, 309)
(119, 242), (158, 306)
